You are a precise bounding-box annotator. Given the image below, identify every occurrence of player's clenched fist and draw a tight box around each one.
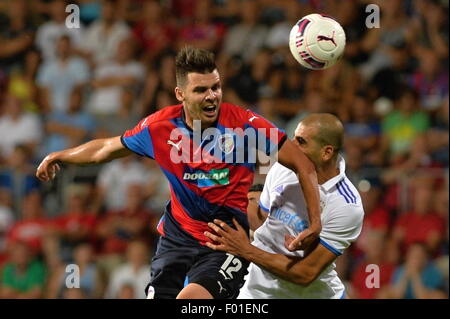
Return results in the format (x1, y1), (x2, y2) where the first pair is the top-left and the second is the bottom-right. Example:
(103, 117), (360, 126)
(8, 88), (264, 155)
(36, 153), (61, 182)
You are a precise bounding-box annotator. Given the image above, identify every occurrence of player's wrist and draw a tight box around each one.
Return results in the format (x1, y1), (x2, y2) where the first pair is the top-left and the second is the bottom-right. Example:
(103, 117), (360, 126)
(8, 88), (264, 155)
(242, 243), (261, 262)
(47, 152), (62, 163)
(309, 224), (322, 235)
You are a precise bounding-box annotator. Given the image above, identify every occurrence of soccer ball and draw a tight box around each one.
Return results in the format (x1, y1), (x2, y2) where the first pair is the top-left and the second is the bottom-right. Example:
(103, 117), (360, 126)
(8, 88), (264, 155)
(289, 13), (346, 70)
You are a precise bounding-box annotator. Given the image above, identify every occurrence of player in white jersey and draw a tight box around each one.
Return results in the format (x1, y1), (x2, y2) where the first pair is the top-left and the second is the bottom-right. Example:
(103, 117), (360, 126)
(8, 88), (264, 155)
(204, 113), (364, 299)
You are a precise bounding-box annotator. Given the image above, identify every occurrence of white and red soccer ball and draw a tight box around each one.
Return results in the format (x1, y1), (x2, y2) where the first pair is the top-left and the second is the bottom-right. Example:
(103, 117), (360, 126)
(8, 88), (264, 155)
(289, 13), (346, 70)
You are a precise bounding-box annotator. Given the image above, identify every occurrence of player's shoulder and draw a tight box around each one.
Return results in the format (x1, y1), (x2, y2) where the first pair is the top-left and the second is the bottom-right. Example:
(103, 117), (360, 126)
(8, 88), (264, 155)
(123, 104), (181, 137)
(219, 103), (282, 131)
(219, 102), (248, 123)
(326, 177), (364, 219)
(143, 104), (183, 125)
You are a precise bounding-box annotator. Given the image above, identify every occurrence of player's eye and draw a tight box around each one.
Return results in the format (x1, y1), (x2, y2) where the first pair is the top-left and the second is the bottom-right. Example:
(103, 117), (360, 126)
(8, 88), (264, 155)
(296, 136), (306, 145)
(194, 87), (207, 93)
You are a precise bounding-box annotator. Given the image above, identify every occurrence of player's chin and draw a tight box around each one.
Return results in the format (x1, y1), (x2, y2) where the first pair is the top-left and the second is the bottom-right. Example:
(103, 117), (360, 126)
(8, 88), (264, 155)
(200, 113), (219, 126)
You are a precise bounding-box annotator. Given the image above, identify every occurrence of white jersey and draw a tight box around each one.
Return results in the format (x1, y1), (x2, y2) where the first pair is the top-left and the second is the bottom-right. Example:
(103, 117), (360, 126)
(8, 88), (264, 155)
(238, 156), (364, 299)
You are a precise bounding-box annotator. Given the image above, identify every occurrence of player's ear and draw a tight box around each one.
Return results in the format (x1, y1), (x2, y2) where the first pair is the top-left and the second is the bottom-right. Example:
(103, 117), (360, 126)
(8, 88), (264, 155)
(175, 87), (184, 102)
(322, 145), (334, 161)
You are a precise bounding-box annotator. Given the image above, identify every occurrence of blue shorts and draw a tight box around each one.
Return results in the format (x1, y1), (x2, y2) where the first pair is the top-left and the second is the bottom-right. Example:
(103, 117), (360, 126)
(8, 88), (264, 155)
(146, 235), (249, 299)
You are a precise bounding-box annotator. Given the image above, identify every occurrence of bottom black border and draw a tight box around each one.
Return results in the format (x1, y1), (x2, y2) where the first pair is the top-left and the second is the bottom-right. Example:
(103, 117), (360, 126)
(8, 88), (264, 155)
(2, 299), (448, 318)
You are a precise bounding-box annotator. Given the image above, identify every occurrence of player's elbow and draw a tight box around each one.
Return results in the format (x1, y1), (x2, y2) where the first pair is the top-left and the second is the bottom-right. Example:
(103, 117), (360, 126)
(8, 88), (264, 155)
(293, 275), (314, 286)
(291, 268), (319, 286)
(91, 138), (120, 164)
(91, 151), (106, 164)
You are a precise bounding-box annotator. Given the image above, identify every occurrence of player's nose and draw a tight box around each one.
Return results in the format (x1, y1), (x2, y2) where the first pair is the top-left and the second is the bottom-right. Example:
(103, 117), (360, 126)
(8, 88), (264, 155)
(205, 88), (217, 102)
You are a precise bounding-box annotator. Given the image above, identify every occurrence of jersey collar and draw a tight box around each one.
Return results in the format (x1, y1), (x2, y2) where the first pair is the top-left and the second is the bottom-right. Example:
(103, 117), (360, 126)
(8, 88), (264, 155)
(180, 104), (221, 132)
(320, 154), (347, 192)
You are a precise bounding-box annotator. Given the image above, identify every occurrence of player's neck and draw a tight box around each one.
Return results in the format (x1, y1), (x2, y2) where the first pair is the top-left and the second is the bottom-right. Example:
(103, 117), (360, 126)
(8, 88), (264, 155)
(182, 108), (216, 131)
(316, 160), (339, 185)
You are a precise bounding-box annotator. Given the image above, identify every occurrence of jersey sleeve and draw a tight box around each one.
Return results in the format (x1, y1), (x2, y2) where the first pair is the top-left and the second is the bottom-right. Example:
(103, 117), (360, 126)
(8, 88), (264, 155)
(244, 110), (287, 156)
(319, 205), (364, 256)
(258, 164), (286, 213)
(258, 171), (273, 213)
(121, 116), (155, 159)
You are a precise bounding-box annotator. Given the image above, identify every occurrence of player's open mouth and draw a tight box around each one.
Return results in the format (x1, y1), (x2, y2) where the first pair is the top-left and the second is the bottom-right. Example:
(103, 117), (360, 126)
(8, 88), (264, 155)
(202, 105), (217, 117)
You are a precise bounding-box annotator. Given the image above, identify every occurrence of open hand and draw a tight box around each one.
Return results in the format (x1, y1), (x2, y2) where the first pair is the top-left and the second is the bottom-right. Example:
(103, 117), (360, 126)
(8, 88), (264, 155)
(204, 218), (252, 257)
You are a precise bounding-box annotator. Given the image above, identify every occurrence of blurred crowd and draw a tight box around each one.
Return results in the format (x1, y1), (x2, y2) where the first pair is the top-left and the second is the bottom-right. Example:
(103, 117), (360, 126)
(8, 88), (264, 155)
(0, 0), (448, 299)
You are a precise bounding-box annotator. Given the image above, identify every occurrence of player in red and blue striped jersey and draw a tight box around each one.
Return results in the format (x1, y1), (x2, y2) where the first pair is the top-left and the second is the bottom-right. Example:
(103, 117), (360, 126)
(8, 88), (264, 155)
(36, 47), (321, 299)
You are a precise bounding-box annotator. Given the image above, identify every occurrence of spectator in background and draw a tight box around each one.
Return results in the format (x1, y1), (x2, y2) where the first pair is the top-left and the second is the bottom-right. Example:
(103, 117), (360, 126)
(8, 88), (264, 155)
(0, 145), (41, 216)
(426, 97), (449, 167)
(0, 0), (36, 74)
(271, 60), (306, 122)
(344, 143), (382, 186)
(0, 241), (46, 298)
(383, 243), (447, 299)
(265, 0), (302, 51)
(46, 242), (103, 299)
(87, 38), (145, 128)
(344, 92), (381, 156)
(132, 0), (176, 65)
(169, 0), (196, 22)
(432, 186), (449, 292)
(356, 182), (391, 249)
(359, 0), (414, 81)
(0, 189), (14, 264)
(37, 34), (89, 114)
(95, 156), (152, 213)
(95, 183), (156, 261)
(333, 0), (368, 66)
(35, 0), (84, 62)
(226, 48), (278, 107)
(351, 231), (397, 299)
(176, 0), (225, 52)
(82, 0), (131, 67)
(277, 62), (304, 99)
(370, 42), (414, 102)
(409, 50), (449, 112)
(256, 92), (286, 129)
(6, 191), (49, 254)
(432, 187), (449, 247)
(380, 87), (430, 166)
(7, 48), (41, 114)
(40, 89), (95, 158)
(49, 183), (97, 262)
(138, 51), (177, 117)
(410, 0), (449, 60)
(141, 158), (171, 213)
(219, 0), (267, 65)
(393, 182), (446, 256)
(318, 60), (363, 122)
(104, 240), (150, 299)
(0, 94), (43, 164)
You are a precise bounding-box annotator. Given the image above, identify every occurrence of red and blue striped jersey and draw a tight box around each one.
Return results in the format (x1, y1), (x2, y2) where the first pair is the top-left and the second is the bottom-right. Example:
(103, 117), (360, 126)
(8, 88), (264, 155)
(121, 103), (286, 246)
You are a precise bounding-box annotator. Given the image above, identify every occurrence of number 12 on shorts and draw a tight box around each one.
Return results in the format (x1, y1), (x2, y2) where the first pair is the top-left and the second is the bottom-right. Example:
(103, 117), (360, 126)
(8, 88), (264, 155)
(220, 253), (243, 280)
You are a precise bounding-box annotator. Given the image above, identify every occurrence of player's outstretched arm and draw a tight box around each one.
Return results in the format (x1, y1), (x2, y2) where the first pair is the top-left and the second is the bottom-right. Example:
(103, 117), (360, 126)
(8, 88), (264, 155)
(205, 218), (335, 286)
(36, 136), (132, 182)
(277, 139), (321, 250)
